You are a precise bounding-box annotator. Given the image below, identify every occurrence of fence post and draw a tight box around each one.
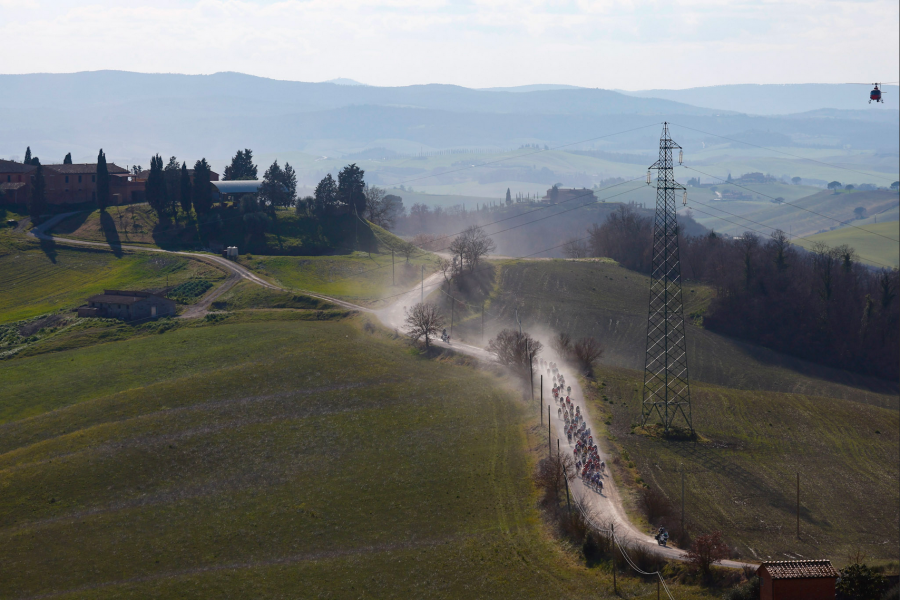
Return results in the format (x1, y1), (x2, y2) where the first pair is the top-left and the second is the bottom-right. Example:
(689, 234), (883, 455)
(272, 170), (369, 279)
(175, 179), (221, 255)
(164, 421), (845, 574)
(612, 522), (617, 594)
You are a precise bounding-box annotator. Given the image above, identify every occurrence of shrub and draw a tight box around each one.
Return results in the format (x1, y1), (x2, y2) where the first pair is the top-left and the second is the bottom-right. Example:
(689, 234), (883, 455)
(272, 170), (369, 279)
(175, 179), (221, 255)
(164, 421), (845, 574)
(723, 576), (760, 600)
(638, 486), (674, 523)
(837, 564), (886, 600)
(687, 531), (730, 577)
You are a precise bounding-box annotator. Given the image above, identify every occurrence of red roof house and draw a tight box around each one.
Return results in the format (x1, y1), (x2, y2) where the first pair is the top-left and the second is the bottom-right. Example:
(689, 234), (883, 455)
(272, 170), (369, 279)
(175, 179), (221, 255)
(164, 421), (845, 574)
(757, 560), (839, 600)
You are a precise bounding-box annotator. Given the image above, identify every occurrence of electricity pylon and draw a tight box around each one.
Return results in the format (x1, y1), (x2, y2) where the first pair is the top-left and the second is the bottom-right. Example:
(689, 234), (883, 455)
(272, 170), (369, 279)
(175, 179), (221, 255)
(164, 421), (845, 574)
(640, 123), (693, 435)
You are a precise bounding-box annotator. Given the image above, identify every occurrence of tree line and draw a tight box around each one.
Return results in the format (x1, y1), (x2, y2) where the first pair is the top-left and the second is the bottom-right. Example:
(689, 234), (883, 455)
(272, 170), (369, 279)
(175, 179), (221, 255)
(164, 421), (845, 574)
(573, 205), (899, 380)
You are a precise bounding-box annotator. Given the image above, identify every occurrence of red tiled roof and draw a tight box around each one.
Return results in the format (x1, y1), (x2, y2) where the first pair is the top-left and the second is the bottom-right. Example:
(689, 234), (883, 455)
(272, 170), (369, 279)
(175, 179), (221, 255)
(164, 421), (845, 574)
(758, 560), (839, 580)
(45, 163), (128, 174)
(0, 159), (37, 173)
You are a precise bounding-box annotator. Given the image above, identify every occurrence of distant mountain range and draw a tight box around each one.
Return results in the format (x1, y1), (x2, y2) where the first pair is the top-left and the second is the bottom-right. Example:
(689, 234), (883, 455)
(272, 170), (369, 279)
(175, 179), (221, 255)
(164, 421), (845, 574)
(0, 71), (896, 165)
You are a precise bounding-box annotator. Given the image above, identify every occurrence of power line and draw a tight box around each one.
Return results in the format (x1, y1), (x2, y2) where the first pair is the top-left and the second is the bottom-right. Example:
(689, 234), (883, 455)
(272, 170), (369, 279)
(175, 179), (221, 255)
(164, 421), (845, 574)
(685, 201), (897, 270)
(669, 121), (898, 182)
(680, 165), (900, 243)
(379, 123), (661, 187)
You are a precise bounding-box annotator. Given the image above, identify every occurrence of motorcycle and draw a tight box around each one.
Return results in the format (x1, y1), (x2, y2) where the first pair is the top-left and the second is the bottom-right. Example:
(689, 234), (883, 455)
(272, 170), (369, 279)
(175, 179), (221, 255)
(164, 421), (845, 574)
(655, 532), (669, 547)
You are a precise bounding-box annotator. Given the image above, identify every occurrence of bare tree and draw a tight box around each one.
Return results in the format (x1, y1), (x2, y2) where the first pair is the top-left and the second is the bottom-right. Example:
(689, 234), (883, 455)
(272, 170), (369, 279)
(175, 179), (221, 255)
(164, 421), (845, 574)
(551, 331), (573, 357)
(437, 256), (459, 284)
(450, 225), (496, 271)
(403, 303), (445, 349)
(572, 337), (604, 376)
(534, 452), (576, 506)
(563, 237), (590, 259)
(488, 329), (542, 373)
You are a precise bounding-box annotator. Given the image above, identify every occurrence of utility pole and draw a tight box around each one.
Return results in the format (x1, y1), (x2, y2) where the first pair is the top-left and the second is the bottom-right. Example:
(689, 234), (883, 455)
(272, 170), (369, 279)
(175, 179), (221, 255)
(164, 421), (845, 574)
(420, 265), (424, 304)
(450, 297), (454, 337)
(481, 301), (485, 344)
(640, 123), (693, 436)
(612, 523), (617, 594)
(548, 407), (551, 456)
(540, 375), (543, 422)
(797, 472), (800, 539)
(681, 463), (685, 533)
(392, 248), (395, 286)
(528, 338), (534, 403)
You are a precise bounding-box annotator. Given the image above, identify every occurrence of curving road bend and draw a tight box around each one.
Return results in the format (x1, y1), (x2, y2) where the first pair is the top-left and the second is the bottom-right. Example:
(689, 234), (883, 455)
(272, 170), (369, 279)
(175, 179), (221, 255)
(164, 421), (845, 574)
(28, 214), (750, 568)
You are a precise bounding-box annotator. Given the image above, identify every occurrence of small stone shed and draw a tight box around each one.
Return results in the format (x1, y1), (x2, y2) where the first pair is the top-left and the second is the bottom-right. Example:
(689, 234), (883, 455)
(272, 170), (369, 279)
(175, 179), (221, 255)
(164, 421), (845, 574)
(757, 560), (839, 600)
(79, 290), (176, 321)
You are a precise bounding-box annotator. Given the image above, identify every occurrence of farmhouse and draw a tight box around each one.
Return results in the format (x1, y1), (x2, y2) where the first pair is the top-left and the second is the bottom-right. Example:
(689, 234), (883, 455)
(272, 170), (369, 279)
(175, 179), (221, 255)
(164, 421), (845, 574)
(79, 290), (176, 321)
(0, 159), (145, 206)
(757, 559), (839, 600)
(541, 187), (597, 204)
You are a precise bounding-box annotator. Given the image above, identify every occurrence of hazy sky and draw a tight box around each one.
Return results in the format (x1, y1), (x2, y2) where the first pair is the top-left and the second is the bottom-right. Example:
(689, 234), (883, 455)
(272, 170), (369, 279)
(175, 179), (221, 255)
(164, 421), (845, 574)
(1, 0), (897, 89)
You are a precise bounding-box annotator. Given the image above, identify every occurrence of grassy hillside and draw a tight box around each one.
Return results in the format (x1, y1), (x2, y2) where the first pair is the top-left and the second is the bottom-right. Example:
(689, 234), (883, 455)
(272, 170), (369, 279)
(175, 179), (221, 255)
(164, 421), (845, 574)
(49, 204), (382, 256)
(711, 189), (898, 238)
(802, 221), (900, 267)
(444, 259), (898, 406)
(0, 313), (716, 599)
(584, 364), (899, 564)
(0, 229), (226, 324)
(237, 240), (438, 308)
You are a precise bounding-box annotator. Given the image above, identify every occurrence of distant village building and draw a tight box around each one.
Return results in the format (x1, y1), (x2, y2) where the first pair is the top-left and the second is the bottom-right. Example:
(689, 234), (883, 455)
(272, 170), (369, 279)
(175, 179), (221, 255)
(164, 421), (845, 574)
(0, 160), (145, 206)
(541, 187), (597, 204)
(79, 290), (176, 321)
(757, 560), (839, 600)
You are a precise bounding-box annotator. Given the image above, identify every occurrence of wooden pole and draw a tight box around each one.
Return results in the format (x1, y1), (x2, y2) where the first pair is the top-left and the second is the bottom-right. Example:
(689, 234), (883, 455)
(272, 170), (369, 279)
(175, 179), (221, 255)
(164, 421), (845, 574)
(797, 472), (800, 539)
(681, 463), (685, 533)
(612, 522), (617, 594)
(450, 297), (454, 337)
(548, 407), (551, 456)
(540, 375), (543, 421)
(392, 248), (394, 286)
(481, 301), (484, 344)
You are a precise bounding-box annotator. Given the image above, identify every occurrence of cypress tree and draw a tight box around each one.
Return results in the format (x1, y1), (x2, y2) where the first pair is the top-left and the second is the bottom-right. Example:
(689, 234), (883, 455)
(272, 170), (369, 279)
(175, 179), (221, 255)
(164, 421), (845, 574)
(63, 152), (73, 164)
(96, 149), (110, 211)
(145, 154), (166, 217)
(28, 164), (47, 221)
(179, 162), (192, 214)
(24, 147), (32, 165)
(505, 188), (512, 205)
(191, 159), (213, 215)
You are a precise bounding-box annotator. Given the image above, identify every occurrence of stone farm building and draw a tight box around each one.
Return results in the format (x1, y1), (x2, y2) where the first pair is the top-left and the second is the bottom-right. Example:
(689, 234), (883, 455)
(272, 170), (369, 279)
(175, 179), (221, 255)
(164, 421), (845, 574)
(0, 159), (145, 206)
(0, 159), (218, 207)
(541, 187), (597, 204)
(79, 290), (176, 321)
(757, 560), (839, 600)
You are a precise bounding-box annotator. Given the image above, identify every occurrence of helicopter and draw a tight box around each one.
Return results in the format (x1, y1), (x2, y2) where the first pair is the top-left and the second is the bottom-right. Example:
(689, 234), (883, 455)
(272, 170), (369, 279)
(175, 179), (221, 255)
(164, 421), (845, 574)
(870, 84), (884, 104)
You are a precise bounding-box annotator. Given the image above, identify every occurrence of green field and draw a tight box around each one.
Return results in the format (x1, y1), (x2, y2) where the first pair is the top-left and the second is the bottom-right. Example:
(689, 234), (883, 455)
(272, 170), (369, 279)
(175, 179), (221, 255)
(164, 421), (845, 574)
(238, 248), (438, 307)
(802, 221), (900, 267)
(0, 229), (226, 324)
(443, 259), (898, 406)
(0, 313), (720, 599)
(584, 364), (899, 564)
